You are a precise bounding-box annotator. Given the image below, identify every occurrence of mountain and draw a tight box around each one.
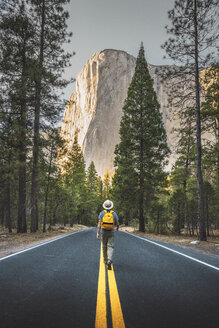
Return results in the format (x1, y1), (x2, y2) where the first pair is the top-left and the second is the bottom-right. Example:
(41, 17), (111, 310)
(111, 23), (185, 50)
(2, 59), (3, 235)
(60, 49), (186, 178)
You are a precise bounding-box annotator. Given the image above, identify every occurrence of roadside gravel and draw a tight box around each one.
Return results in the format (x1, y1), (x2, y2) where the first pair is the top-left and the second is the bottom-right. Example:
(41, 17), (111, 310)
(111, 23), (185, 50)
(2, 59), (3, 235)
(0, 225), (88, 259)
(119, 225), (219, 258)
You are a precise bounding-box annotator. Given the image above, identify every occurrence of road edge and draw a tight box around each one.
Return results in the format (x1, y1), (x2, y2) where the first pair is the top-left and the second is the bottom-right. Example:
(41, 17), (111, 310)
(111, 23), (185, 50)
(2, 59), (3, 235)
(0, 228), (91, 262)
(120, 230), (219, 272)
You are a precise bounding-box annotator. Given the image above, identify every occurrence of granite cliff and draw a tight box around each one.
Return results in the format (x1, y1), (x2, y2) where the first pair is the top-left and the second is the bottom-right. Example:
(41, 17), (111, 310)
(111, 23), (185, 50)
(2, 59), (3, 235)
(61, 49), (181, 178)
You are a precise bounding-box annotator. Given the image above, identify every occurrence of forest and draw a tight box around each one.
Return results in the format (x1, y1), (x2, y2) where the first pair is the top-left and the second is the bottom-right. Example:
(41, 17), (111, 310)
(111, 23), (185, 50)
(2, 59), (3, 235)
(0, 0), (218, 241)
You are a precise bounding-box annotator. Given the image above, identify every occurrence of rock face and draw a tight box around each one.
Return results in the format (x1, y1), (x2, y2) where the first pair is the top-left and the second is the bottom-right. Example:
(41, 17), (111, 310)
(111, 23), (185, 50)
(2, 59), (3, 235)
(61, 49), (180, 178)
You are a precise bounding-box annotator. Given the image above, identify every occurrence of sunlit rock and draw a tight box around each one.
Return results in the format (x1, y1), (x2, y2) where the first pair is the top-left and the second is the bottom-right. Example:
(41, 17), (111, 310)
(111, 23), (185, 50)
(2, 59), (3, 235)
(60, 49), (211, 178)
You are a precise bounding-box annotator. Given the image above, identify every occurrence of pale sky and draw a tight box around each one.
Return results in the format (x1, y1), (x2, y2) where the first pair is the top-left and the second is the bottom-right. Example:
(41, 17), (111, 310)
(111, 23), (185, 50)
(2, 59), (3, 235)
(63, 0), (176, 100)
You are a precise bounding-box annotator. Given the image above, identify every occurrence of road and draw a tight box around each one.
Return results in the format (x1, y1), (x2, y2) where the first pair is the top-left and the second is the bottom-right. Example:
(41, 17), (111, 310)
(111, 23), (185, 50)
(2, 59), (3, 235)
(0, 228), (219, 328)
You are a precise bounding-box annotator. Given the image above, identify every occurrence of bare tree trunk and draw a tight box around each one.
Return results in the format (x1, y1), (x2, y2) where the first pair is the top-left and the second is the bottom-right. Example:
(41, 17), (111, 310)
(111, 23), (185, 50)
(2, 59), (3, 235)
(194, 0), (206, 241)
(5, 151), (12, 233)
(43, 185), (48, 233)
(43, 175), (49, 232)
(70, 215), (74, 227)
(0, 201), (4, 227)
(30, 103), (39, 232)
(139, 183), (145, 232)
(17, 42), (27, 233)
(6, 173), (12, 233)
(43, 139), (54, 233)
(188, 223), (191, 236)
(191, 217), (195, 236)
(205, 193), (210, 237)
(177, 204), (181, 235)
(157, 209), (160, 234)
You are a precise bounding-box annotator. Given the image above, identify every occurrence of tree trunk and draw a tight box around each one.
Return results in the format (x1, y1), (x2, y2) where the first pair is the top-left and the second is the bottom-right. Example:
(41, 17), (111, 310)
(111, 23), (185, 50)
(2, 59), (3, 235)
(139, 102), (145, 232)
(205, 195), (210, 237)
(125, 215), (129, 226)
(157, 209), (160, 234)
(30, 84), (40, 232)
(217, 124), (219, 225)
(6, 173), (12, 233)
(31, 0), (45, 232)
(43, 183), (49, 233)
(0, 201), (4, 227)
(177, 204), (181, 235)
(194, 0), (206, 241)
(188, 223), (191, 236)
(17, 42), (27, 233)
(191, 217), (195, 236)
(70, 216), (74, 227)
(139, 188), (144, 232)
(6, 152), (12, 232)
(43, 139), (54, 232)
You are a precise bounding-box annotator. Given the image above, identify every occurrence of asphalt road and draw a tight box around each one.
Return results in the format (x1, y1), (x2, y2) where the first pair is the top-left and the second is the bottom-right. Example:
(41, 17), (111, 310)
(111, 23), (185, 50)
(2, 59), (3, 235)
(0, 228), (219, 328)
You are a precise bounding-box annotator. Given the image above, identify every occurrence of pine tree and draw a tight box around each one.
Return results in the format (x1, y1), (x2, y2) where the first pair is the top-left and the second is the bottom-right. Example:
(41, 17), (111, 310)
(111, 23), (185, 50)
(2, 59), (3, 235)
(201, 65), (219, 228)
(201, 65), (219, 178)
(0, 0), (36, 232)
(162, 0), (218, 240)
(114, 44), (169, 232)
(96, 176), (104, 213)
(0, 111), (15, 233)
(111, 161), (138, 226)
(29, 0), (74, 232)
(103, 170), (111, 199)
(87, 162), (98, 192)
(86, 161), (99, 225)
(64, 133), (86, 225)
(40, 128), (64, 232)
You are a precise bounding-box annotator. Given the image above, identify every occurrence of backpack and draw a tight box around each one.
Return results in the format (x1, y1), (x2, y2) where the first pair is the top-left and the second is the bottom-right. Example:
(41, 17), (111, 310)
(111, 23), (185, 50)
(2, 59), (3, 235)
(101, 210), (114, 230)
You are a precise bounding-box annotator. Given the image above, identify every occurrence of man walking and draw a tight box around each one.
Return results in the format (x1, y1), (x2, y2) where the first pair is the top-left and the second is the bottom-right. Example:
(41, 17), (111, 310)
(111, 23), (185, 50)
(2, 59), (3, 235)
(97, 200), (119, 270)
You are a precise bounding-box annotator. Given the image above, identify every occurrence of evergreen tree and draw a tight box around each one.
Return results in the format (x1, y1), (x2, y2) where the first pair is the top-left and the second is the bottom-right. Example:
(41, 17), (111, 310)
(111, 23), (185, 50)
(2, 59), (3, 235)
(169, 105), (197, 229)
(87, 162), (98, 192)
(0, 0), (74, 233)
(40, 128), (64, 232)
(201, 65), (219, 228)
(111, 164), (138, 226)
(96, 176), (104, 214)
(29, 0), (74, 232)
(86, 161), (99, 225)
(0, 0), (36, 232)
(103, 170), (111, 199)
(0, 111), (15, 233)
(150, 194), (169, 234)
(201, 65), (219, 178)
(162, 0), (218, 240)
(64, 133), (86, 225)
(114, 43), (169, 232)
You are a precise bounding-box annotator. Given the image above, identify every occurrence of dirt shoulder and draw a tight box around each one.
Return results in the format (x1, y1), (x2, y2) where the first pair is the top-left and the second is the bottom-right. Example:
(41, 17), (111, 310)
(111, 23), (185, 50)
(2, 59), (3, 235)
(119, 225), (219, 258)
(0, 225), (88, 259)
(1, 225), (218, 260)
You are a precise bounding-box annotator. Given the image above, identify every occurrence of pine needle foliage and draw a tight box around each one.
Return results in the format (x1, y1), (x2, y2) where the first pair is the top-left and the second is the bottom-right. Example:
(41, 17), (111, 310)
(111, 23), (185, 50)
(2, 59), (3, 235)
(161, 0), (218, 240)
(114, 44), (169, 232)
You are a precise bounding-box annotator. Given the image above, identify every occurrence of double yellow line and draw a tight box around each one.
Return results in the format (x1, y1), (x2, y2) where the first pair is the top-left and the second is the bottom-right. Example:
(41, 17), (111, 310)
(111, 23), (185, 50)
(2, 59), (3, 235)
(95, 244), (125, 328)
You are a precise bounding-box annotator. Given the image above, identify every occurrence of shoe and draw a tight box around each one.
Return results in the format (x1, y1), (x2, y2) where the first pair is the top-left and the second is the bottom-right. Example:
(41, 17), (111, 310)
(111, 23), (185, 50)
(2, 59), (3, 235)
(107, 260), (112, 270)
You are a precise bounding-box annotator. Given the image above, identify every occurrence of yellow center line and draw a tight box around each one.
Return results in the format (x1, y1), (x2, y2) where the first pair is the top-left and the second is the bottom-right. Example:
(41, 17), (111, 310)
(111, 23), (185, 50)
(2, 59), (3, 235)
(108, 264), (125, 328)
(95, 243), (107, 328)
(95, 242), (125, 328)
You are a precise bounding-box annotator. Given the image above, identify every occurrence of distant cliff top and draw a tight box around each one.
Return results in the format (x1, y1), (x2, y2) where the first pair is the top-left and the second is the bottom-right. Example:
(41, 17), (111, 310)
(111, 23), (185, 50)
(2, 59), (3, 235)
(60, 49), (194, 178)
(79, 49), (172, 80)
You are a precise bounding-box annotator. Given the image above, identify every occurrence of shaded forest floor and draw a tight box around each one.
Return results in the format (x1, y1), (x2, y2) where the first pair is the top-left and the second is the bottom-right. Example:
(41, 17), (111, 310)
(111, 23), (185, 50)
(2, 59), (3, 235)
(120, 226), (219, 258)
(0, 225), (88, 259)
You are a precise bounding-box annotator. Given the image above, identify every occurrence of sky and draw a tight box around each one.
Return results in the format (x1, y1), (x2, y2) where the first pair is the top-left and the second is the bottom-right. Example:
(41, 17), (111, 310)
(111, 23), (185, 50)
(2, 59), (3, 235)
(63, 0), (176, 101)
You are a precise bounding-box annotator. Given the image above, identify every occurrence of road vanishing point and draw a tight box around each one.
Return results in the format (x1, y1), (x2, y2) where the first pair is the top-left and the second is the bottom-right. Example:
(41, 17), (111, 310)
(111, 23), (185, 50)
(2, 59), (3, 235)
(0, 228), (219, 328)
